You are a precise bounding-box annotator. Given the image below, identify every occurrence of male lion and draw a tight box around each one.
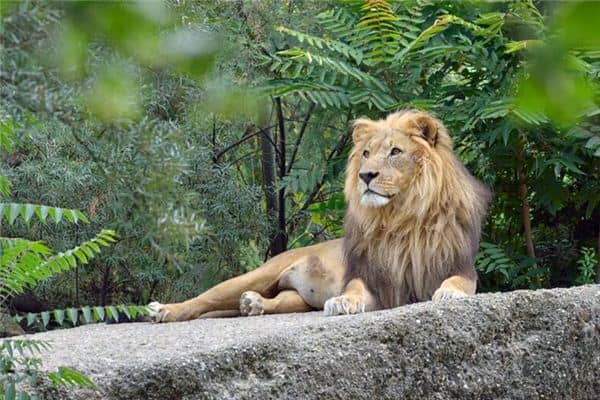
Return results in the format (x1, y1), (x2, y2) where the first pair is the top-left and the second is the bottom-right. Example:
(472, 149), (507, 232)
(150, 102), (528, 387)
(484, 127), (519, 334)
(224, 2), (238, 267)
(149, 110), (490, 322)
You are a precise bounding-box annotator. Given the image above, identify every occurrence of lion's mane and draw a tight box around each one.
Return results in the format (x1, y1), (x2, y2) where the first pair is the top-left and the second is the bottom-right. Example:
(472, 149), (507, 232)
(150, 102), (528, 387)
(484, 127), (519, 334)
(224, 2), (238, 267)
(343, 110), (491, 308)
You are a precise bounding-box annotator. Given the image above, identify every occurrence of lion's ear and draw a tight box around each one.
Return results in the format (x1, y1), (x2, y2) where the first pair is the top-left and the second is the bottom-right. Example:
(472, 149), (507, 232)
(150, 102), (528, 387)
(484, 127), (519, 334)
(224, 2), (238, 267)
(414, 114), (438, 147)
(352, 118), (375, 143)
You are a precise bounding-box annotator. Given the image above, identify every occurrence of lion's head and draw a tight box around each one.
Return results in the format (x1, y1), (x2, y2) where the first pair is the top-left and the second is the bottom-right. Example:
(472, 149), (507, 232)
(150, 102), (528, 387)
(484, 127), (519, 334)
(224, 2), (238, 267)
(343, 110), (491, 308)
(345, 110), (453, 209)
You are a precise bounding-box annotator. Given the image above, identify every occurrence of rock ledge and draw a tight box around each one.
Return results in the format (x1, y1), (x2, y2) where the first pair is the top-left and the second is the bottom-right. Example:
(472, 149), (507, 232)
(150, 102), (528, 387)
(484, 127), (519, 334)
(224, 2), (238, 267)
(13, 286), (600, 399)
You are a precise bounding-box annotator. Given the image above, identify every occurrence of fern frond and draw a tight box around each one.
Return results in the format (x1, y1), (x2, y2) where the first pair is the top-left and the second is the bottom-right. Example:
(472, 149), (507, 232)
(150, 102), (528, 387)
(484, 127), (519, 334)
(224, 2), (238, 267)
(0, 176), (10, 197)
(274, 48), (389, 92)
(398, 13), (504, 61)
(17, 304), (150, 328)
(48, 367), (95, 388)
(479, 99), (548, 126)
(0, 119), (19, 152)
(0, 339), (52, 357)
(0, 202), (90, 225)
(317, 7), (360, 42)
(266, 79), (352, 108)
(265, 79), (395, 111)
(276, 26), (364, 64)
(0, 229), (118, 300)
(355, 0), (401, 64)
(476, 242), (518, 279)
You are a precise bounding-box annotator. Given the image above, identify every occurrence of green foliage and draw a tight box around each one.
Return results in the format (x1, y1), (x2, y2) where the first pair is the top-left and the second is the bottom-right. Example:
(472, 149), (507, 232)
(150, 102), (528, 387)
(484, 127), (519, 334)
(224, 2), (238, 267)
(1, 340), (94, 399)
(575, 247), (597, 285)
(0, 204), (89, 226)
(264, 0), (600, 292)
(0, 207), (110, 396)
(264, 1), (507, 111)
(47, 367), (95, 389)
(476, 242), (518, 281)
(15, 304), (149, 330)
(0, 0), (278, 306)
(0, 230), (117, 302)
(516, 2), (600, 126)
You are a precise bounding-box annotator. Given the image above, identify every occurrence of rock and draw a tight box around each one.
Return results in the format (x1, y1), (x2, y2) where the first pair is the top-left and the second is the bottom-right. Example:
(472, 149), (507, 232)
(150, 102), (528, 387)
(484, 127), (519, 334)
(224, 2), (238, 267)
(0, 311), (25, 337)
(8, 285), (600, 399)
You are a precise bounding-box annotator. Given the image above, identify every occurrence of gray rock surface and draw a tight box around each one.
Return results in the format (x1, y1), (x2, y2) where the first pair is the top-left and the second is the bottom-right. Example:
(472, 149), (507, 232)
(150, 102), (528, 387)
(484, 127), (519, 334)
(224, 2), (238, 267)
(0, 311), (25, 337)
(10, 285), (600, 399)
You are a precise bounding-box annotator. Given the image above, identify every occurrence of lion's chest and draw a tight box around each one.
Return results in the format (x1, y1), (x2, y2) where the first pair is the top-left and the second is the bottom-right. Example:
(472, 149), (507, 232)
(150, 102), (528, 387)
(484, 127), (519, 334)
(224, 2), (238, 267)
(364, 254), (444, 308)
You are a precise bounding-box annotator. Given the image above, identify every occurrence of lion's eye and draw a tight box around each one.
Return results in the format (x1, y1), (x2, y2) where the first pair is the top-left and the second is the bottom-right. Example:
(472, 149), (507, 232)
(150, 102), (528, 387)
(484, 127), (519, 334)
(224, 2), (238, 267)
(362, 150), (370, 158)
(390, 147), (403, 156)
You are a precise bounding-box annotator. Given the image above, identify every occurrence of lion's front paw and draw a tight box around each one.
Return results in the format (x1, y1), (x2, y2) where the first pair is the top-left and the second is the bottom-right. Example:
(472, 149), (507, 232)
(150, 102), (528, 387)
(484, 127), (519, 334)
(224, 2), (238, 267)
(432, 288), (468, 301)
(323, 295), (365, 316)
(240, 291), (265, 316)
(148, 302), (182, 323)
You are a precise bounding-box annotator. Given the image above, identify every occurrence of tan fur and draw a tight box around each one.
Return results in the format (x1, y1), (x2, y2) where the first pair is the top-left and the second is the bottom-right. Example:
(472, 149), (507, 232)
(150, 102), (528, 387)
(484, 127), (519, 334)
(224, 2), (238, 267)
(149, 110), (490, 322)
(344, 110), (490, 308)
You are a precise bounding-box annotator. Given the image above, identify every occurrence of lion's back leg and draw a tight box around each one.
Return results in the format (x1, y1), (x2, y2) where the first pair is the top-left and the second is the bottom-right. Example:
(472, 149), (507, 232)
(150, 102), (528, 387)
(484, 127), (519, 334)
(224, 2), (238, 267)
(277, 255), (345, 309)
(149, 239), (345, 322)
(149, 256), (295, 322)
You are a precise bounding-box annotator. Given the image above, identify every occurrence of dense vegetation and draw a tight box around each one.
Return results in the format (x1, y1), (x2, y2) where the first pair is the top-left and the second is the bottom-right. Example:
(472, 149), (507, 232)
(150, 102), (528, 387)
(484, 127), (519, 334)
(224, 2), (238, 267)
(1, 0), (599, 325)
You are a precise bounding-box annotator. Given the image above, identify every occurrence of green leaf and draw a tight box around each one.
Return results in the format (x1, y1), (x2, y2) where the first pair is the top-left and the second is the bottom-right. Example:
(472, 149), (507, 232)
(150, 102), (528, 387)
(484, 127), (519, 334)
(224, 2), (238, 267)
(107, 306), (119, 322)
(117, 304), (131, 319)
(9, 203), (20, 225)
(53, 309), (65, 326)
(67, 308), (79, 325)
(75, 210), (89, 223)
(585, 136), (600, 149)
(41, 311), (50, 328)
(37, 205), (49, 222)
(81, 306), (93, 324)
(26, 313), (37, 327)
(4, 382), (16, 400)
(93, 306), (105, 321)
(24, 204), (35, 223)
(129, 305), (138, 319)
(50, 207), (63, 223)
(48, 367), (95, 388)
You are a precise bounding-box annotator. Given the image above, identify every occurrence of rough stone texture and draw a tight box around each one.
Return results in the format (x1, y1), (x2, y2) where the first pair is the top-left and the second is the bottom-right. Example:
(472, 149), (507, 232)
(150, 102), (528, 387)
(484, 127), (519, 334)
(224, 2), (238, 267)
(9, 286), (600, 399)
(0, 312), (25, 337)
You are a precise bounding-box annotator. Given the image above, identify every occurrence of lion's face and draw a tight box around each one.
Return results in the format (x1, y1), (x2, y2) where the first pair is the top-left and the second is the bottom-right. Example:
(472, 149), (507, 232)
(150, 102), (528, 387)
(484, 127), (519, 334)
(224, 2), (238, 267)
(347, 110), (444, 208)
(355, 129), (418, 207)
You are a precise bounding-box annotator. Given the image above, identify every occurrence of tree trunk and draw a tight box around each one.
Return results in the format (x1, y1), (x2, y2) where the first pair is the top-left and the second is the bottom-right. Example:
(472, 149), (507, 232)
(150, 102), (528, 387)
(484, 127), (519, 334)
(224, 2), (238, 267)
(596, 224), (600, 283)
(259, 125), (284, 256)
(516, 135), (536, 260)
(274, 97), (288, 254)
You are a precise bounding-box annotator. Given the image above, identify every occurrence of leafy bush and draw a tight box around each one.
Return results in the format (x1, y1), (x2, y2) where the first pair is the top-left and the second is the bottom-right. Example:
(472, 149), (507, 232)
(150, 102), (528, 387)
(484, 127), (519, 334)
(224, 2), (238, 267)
(575, 247), (598, 285)
(0, 92), (107, 400)
(15, 304), (149, 331)
(263, 0), (600, 291)
(1, 340), (95, 400)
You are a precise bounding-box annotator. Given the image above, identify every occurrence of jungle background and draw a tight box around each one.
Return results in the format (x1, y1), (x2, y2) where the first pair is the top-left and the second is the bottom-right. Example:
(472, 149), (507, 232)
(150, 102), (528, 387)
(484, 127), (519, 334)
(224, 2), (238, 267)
(1, 0), (599, 326)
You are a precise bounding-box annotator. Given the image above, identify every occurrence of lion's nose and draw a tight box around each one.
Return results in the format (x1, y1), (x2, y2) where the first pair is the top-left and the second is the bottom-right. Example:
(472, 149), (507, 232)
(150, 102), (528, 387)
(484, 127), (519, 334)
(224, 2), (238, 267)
(359, 171), (379, 184)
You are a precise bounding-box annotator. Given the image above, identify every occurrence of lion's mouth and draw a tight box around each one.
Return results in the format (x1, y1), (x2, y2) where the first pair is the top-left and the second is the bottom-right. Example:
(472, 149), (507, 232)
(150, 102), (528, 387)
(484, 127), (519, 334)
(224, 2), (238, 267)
(360, 189), (394, 207)
(364, 189), (393, 199)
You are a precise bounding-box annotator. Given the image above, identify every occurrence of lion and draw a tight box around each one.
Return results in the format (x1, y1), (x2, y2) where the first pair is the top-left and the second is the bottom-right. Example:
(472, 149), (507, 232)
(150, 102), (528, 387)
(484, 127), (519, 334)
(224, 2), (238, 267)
(149, 110), (491, 322)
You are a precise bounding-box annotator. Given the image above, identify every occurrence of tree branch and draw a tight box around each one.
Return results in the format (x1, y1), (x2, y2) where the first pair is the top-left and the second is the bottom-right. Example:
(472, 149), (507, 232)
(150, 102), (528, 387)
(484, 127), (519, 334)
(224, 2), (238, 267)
(287, 102), (316, 174)
(213, 124), (276, 163)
